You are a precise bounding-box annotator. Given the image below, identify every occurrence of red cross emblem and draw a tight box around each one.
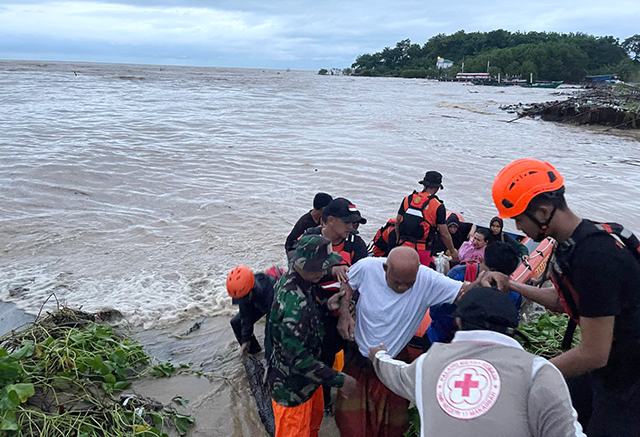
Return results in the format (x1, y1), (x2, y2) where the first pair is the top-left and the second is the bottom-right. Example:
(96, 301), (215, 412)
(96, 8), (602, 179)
(436, 359), (501, 420)
(454, 373), (480, 397)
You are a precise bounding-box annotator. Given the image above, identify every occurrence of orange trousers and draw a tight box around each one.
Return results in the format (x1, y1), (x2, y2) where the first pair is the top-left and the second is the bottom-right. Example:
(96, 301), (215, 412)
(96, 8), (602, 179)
(272, 386), (324, 437)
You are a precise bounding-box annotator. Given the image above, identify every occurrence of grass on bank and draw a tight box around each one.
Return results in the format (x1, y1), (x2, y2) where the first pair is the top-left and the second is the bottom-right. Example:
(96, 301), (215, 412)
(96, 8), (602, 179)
(0, 308), (195, 437)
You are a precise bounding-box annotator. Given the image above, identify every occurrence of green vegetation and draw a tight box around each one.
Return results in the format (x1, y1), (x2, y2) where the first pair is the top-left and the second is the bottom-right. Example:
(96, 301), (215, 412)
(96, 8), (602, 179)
(0, 308), (195, 437)
(352, 30), (640, 82)
(317, 69), (329, 75)
(623, 34), (640, 61)
(518, 311), (580, 358)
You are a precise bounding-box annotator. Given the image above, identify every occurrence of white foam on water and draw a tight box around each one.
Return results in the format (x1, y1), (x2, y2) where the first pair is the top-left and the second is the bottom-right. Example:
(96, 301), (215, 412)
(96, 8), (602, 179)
(0, 262), (237, 329)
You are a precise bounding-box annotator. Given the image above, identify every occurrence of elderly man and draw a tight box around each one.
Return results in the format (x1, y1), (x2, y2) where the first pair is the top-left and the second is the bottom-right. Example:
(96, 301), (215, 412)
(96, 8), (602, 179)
(334, 247), (495, 436)
(370, 287), (585, 437)
(267, 234), (357, 437)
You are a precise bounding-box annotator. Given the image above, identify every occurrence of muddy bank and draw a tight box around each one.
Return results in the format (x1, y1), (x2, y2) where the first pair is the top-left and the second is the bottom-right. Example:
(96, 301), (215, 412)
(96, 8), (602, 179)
(129, 316), (269, 437)
(131, 316), (338, 437)
(501, 84), (640, 129)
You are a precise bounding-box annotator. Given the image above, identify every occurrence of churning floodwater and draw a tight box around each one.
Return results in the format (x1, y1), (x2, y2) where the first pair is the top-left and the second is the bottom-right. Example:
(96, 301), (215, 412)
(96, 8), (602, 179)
(1, 60), (640, 328)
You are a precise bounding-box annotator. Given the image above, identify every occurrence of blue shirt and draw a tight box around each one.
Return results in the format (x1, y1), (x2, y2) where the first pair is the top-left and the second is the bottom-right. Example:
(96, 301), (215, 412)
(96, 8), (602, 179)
(426, 264), (523, 344)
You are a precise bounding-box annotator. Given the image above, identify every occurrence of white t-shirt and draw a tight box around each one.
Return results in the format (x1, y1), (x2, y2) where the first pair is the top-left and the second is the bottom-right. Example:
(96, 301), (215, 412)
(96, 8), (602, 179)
(349, 257), (462, 358)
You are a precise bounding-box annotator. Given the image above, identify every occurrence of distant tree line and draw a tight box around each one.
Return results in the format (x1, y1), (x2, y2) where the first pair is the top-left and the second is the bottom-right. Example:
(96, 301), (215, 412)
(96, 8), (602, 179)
(351, 30), (640, 82)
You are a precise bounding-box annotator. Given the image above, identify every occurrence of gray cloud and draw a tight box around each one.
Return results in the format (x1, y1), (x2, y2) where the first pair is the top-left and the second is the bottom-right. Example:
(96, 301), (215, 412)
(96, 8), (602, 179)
(0, 0), (638, 69)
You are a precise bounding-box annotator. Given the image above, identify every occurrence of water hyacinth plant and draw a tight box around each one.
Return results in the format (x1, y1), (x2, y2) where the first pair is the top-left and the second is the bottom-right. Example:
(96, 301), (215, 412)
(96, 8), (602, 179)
(0, 308), (194, 437)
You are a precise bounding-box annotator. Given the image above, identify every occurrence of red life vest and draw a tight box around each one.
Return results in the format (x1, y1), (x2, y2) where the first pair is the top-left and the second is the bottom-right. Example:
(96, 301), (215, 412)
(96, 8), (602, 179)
(398, 191), (442, 249)
(264, 266), (285, 279)
(371, 218), (397, 257)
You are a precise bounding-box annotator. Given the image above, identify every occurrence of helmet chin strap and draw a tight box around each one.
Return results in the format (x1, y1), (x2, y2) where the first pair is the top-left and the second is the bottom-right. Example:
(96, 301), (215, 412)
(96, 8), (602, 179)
(524, 206), (557, 241)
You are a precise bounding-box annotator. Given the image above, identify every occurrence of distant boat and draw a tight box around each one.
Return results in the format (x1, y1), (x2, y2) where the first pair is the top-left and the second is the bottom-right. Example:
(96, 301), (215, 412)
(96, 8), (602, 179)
(472, 80), (515, 87)
(521, 81), (564, 89)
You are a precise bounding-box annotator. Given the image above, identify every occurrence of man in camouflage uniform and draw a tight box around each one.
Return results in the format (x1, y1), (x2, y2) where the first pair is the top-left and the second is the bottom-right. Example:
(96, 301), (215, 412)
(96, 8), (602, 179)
(267, 235), (357, 437)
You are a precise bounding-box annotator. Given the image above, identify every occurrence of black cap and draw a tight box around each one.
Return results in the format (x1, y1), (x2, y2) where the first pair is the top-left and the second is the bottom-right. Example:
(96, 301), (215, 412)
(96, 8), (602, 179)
(419, 171), (444, 189)
(323, 198), (366, 224)
(453, 287), (518, 333)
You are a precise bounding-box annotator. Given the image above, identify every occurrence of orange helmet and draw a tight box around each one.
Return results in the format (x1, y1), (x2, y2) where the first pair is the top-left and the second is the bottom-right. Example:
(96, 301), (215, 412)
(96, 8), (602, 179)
(226, 266), (255, 300)
(492, 159), (564, 218)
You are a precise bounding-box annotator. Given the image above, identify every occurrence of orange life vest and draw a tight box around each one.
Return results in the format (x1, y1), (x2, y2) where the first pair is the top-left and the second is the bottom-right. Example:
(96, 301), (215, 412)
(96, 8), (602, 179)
(398, 191), (442, 248)
(371, 218), (397, 257)
(552, 220), (640, 325)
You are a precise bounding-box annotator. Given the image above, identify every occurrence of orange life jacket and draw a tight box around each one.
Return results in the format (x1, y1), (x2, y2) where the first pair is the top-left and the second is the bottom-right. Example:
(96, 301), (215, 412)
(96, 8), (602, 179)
(371, 218), (397, 257)
(398, 191), (442, 248)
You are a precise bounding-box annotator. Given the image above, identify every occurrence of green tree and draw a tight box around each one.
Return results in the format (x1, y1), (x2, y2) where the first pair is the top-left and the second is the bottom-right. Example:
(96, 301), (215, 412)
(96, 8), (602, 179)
(622, 34), (640, 61)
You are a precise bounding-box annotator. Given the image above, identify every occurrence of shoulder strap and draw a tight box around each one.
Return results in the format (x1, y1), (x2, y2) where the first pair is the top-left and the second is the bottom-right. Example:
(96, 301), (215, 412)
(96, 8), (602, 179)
(564, 220), (640, 264)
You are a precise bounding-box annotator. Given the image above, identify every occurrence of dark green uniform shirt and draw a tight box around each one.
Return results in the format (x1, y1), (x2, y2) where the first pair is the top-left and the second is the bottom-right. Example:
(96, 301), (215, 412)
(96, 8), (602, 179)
(266, 272), (345, 407)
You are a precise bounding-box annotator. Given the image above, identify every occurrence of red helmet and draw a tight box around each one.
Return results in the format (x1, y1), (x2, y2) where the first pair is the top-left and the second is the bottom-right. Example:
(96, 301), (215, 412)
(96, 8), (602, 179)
(492, 159), (564, 218)
(226, 266), (255, 299)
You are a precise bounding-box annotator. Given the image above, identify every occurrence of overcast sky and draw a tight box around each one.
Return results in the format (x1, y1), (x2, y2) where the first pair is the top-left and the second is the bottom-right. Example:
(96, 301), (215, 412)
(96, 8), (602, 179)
(0, 0), (638, 70)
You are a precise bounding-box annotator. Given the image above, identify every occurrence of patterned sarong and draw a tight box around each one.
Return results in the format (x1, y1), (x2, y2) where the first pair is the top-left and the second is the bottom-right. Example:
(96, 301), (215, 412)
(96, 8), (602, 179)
(334, 345), (410, 437)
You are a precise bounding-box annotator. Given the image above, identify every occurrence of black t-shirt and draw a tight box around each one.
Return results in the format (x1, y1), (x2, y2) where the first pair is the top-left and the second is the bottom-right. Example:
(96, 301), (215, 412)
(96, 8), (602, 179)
(285, 211), (319, 254)
(555, 220), (640, 382)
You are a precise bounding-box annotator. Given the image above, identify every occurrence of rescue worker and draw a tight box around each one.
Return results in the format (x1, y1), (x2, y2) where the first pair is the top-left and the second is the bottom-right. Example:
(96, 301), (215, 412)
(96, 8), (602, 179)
(299, 197), (368, 413)
(370, 287), (585, 437)
(285, 192), (333, 254)
(491, 158), (640, 436)
(267, 235), (357, 437)
(396, 171), (458, 267)
(227, 265), (283, 355)
(370, 217), (397, 257)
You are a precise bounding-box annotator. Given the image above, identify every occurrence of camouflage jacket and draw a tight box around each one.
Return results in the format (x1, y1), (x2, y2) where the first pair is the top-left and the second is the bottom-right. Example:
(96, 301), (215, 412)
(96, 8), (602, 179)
(266, 271), (345, 406)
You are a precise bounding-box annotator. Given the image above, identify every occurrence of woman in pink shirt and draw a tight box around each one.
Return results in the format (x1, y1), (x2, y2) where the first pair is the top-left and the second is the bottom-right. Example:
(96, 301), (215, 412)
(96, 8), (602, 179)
(458, 227), (490, 262)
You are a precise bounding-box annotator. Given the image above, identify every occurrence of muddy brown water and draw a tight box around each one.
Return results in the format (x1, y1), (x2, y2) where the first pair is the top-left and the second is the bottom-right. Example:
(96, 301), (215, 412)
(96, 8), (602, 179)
(1, 60), (640, 436)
